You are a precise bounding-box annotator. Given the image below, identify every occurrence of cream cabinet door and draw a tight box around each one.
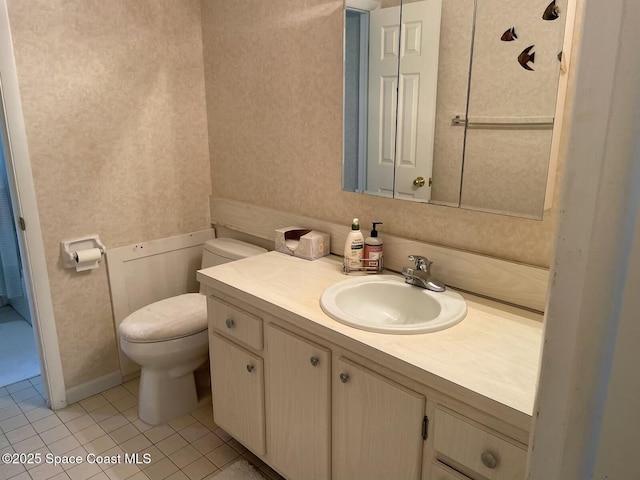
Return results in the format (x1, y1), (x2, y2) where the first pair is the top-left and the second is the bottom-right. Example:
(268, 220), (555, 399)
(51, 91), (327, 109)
(334, 357), (426, 480)
(265, 325), (331, 480)
(210, 334), (265, 455)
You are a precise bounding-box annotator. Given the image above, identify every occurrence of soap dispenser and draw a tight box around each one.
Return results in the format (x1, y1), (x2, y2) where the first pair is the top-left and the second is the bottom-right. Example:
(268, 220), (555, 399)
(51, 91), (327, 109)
(344, 218), (365, 269)
(364, 222), (383, 269)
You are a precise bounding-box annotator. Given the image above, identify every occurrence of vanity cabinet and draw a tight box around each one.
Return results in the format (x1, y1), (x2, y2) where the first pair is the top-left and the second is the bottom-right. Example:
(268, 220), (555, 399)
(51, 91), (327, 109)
(265, 325), (331, 480)
(206, 291), (529, 480)
(333, 357), (426, 480)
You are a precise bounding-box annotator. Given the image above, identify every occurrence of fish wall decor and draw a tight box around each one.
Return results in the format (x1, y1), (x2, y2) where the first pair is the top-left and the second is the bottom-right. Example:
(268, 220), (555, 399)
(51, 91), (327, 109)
(518, 45), (536, 71)
(501, 27), (518, 41)
(543, 0), (560, 20)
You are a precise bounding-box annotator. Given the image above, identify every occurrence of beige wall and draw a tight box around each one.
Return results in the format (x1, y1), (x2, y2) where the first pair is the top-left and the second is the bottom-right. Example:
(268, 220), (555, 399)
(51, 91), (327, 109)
(202, 0), (558, 267)
(7, 0), (211, 388)
(5, 0), (565, 391)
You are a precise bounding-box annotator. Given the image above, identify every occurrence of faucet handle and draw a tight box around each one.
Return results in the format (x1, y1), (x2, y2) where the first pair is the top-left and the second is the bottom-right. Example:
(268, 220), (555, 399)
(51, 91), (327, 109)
(408, 255), (432, 273)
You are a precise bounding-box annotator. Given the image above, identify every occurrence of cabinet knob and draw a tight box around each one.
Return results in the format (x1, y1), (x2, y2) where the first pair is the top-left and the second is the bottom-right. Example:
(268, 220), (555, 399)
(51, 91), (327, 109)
(310, 356), (319, 367)
(225, 318), (234, 329)
(246, 364), (254, 373)
(481, 451), (498, 469)
(339, 373), (349, 383)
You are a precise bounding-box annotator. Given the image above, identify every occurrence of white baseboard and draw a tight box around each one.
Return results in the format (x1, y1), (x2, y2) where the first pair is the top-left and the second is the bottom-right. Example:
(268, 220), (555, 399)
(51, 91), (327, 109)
(122, 371), (141, 384)
(65, 370), (122, 406)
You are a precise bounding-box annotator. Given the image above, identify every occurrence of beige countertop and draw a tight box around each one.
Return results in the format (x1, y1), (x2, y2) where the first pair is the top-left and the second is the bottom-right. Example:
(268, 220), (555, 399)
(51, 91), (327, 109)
(198, 251), (543, 420)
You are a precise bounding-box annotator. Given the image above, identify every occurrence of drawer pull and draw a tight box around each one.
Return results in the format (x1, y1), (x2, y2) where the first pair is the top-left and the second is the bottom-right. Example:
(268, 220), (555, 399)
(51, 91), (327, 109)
(246, 364), (255, 373)
(481, 451), (498, 469)
(339, 373), (349, 383)
(225, 318), (235, 329)
(310, 356), (319, 367)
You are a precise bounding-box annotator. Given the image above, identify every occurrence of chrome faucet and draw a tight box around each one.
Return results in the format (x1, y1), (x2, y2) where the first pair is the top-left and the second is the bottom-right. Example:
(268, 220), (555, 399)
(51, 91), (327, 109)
(401, 255), (446, 292)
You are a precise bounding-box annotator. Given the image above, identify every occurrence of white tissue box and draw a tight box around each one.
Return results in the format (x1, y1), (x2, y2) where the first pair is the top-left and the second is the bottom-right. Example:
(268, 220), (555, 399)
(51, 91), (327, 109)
(275, 227), (331, 261)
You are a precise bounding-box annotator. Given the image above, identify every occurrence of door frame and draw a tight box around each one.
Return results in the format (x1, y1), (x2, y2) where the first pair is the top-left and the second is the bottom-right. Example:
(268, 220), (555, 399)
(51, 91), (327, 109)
(355, 9), (369, 194)
(527, 0), (640, 477)
(0, 0), (66, 409)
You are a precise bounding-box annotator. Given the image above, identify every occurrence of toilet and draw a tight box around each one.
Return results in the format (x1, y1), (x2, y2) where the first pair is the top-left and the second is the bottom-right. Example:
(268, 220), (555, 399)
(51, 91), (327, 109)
(118, 237), (266, 425)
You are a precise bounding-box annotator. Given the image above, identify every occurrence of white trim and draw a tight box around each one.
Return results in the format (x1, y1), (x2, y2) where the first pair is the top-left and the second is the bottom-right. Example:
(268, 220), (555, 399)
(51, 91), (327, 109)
(345, 0), (379, 12)
(105, 229), (214, 266)
(544, 0), (578, 211)
(0, 0), (66, 409)
(528, 0), (640, 477)
(65, 370), (122, 405)
(592, 200), (640, 477)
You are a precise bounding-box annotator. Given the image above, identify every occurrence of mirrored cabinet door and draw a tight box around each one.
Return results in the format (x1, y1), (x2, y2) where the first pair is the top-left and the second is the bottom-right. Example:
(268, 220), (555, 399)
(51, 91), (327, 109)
(343, 0), (574, 220)
(342, 0), (475, 205)
(460, 0), (569, 219)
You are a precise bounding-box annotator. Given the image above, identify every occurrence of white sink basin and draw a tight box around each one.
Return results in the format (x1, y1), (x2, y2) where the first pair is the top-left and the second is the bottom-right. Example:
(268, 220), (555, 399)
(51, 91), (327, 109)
(320, 275), (466, 334)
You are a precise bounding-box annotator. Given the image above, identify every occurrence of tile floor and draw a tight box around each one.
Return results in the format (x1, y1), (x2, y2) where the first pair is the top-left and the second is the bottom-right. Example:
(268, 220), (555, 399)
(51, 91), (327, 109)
(0, 377), (284, 480)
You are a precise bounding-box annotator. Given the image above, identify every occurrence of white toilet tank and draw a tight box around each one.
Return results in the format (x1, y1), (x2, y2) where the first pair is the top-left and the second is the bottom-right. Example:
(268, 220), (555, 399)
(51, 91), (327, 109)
(199, 238), (266, 293)
(202, 237), (267, 268)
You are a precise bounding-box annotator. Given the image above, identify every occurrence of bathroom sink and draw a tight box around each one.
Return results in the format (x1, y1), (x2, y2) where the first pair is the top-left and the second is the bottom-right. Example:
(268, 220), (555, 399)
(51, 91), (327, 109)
(320, 275), (466, 334)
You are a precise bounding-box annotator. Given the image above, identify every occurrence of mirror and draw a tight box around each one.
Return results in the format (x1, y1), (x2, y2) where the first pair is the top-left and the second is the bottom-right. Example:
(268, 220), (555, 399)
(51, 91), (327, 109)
(343, 0), (570, 219)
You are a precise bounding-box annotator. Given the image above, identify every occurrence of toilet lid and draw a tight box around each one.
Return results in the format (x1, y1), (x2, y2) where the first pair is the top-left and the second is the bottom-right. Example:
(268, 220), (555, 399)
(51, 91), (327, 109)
(119, 293), (207, 343)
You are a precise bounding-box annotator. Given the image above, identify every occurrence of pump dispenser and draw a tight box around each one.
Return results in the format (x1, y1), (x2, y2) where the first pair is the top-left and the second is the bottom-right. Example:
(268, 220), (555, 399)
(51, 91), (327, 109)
(364, 222), (383, 269)
(344, 218), (365, 269)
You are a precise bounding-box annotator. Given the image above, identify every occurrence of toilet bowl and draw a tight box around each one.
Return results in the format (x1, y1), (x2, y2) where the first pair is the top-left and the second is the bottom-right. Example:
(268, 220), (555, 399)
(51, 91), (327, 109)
(119, 238), (266, 425)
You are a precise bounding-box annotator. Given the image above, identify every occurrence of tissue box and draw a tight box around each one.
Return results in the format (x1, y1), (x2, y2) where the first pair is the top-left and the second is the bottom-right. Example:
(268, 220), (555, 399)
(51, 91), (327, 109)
(275, 227), (331, 261)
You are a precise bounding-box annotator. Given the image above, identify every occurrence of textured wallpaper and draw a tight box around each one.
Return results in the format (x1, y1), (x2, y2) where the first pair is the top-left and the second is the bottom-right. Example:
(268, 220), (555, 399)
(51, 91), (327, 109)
(5, 0), (572, 392)
(7, 0), (212, 389)
(202, 0), (562, 268)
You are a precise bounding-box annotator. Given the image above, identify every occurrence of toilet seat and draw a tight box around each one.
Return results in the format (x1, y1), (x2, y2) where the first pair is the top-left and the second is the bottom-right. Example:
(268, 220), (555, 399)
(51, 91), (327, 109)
(119, 293), (207, 343)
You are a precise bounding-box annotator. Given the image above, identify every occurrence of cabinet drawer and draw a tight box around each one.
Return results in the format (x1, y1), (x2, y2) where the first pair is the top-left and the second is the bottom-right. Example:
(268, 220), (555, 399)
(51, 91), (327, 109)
(209, 297), (263, 350)
(433, 408), (527, 480)
(210, 334), (265, 455)
(432, 463), (471, 480)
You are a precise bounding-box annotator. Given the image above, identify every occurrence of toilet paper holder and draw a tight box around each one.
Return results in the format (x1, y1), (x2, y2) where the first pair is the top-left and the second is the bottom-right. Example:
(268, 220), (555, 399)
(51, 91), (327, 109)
(61, 235), (106, 272)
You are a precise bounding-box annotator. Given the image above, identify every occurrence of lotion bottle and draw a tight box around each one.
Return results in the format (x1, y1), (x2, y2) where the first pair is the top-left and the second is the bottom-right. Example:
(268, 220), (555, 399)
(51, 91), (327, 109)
(344, 218), (365, 269)
(364, 222), (383, 269)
